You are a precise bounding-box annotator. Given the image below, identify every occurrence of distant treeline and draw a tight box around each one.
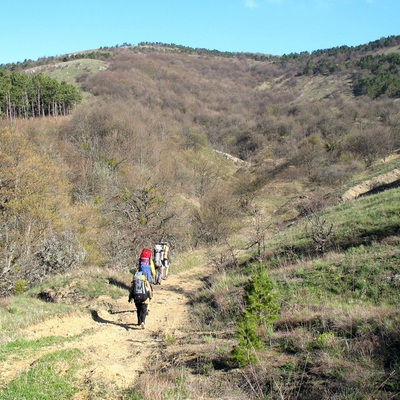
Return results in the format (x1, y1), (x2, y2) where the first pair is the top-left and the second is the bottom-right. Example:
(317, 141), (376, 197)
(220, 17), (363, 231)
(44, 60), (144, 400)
(2, 35), (399, 73)
(0, 50), (111, 71)
(281, 34), (400, 62)
(0, 71), (81, 119)
(135, 42), (274, 62)
(1, 34), (399, 103)
(281, 35), (400, 99)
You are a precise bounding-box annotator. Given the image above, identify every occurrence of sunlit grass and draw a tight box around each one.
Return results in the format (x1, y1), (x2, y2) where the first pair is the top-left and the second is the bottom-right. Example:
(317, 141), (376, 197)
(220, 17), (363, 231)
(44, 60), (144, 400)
(0, 349), (82, 400)
(0, 296), (74, 344)
(27, 59), (108, 85)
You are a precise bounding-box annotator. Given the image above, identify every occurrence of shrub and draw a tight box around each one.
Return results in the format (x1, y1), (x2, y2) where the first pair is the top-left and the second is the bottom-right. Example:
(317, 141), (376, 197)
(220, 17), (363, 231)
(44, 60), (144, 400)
(13, 279), (28, 295)
(231, 262), (280, 366)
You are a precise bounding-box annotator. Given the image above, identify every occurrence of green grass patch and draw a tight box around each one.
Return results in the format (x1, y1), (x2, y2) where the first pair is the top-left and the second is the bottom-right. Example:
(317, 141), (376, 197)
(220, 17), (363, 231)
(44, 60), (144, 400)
(0, 296), (74, 344)
(1, 267), (128, 346)
(174, 248), (207, 274)
(27, 59), (108, 85)
(277, 240), (400, 305)
(29, 267), (129, 301)
(0, 327), (95, 362)
(0, 336), (68, 361)
(0, 349), (82, 400)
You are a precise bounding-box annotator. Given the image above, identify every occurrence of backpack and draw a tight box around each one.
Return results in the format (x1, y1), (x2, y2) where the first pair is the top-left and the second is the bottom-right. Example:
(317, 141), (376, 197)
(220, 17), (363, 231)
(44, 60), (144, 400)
(140, 248), (152, 260)
(129, 271), (149, 302)
(139, 262), (153, 284)
(162, 243), (170, 261)
(153, 244), (163, 267)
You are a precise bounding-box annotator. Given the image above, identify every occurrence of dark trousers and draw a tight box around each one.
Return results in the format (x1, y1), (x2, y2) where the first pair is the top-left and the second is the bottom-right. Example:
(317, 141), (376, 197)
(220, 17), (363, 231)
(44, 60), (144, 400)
(134, 302), (148, 325)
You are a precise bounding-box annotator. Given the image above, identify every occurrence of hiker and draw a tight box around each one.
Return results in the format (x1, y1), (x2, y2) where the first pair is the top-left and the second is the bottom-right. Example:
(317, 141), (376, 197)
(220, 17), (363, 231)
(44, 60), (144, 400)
(153, 243), (164, 285)
(160, 240), (171, 280)
(138, 248), (155, 284)
(128, 271), (153, 329)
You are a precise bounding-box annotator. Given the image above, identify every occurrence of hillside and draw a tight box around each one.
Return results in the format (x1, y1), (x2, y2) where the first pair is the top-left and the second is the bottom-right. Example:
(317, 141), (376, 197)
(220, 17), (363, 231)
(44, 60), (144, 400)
(1, 182), (398, 399)
(0, 36), (399, 399)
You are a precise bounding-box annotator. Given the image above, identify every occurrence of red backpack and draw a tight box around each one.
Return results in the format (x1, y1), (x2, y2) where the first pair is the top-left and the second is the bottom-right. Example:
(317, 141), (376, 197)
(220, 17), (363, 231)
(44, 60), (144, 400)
(139, 248), (153, 284)
(140, 248), (152, 264)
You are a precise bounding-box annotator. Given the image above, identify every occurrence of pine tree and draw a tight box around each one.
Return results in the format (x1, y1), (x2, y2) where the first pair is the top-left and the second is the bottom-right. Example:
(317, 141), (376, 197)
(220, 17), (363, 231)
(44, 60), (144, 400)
(231, 262), (280, 366)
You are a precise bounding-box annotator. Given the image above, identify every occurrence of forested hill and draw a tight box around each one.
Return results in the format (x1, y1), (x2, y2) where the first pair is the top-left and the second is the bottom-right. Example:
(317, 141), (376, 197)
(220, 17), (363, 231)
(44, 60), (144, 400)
(0, 34), (399, 296)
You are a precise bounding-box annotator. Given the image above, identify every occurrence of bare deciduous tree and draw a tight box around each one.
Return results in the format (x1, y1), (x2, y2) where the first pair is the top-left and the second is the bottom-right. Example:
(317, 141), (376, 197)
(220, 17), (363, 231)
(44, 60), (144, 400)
(306, 213), (334, 254)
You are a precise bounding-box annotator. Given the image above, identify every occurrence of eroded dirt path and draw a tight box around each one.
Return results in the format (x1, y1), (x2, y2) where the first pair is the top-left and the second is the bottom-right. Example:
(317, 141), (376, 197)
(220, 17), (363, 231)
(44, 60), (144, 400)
(342, 168), (400, 201)
(1, 265), (208, 391)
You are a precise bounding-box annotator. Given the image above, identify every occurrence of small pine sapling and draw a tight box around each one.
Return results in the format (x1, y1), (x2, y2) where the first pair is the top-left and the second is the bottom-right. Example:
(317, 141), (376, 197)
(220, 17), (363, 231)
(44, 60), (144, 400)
(231, 262), (280, 366)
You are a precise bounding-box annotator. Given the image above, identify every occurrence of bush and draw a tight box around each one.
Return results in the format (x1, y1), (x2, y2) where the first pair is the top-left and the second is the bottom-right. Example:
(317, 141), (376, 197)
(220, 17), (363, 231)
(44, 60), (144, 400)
(231, 262), (280, 366)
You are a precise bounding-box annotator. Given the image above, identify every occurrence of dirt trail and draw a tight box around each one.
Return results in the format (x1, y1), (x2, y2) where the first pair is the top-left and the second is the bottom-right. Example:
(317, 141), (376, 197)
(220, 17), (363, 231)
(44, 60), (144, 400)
(342, 168), (400, 201)
(1, 265), (208, 391)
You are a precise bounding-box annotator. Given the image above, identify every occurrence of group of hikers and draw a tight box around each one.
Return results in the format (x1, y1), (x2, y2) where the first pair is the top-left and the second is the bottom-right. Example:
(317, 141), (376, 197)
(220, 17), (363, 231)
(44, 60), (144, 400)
(128, 240), (171, 329)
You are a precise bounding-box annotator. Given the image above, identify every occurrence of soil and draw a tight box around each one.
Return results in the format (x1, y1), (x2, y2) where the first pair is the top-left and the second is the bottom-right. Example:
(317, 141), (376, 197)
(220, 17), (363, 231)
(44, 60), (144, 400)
(0, 265), (210, 393)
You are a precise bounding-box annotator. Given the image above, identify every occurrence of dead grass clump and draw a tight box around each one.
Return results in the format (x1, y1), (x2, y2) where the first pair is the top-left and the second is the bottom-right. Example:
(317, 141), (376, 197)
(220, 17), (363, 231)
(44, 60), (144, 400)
(273, 327), (314, 354)
(211, 287), (244, 320)
(132, 366), (249, 400)
(235, 360), (309, 400)
(275, 311), (336, 333)
(131, 368), (188, 400)
(349, 335), (381, 359)
(0, 296), (10, 309)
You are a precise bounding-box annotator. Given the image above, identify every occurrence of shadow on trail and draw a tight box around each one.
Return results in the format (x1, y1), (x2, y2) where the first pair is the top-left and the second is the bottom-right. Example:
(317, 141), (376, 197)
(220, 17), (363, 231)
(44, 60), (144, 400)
(109, 310), (134, 315)
(90, 309), (137, 331)
(107, 277), (130, 290)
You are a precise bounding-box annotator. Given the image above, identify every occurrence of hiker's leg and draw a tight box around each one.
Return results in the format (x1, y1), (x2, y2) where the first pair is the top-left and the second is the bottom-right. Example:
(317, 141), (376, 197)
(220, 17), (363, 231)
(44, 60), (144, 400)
(138, 303), (146, 325)
(137, 305), (142, 325)
(142, 303), (148, 324)
(164, 260), (169, 278)
(135, 302), (141, 324)
(146, 291), (151, 313)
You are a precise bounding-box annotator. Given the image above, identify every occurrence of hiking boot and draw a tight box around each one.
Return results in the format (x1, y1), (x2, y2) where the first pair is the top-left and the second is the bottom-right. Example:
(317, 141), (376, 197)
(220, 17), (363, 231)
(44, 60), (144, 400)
(140, 322), (145, 329)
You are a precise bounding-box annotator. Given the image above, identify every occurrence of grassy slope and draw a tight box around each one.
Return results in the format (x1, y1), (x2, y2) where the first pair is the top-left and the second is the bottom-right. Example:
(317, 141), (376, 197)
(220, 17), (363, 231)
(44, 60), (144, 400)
(25, 58), (108, 85)
(201, 184), (400, 399)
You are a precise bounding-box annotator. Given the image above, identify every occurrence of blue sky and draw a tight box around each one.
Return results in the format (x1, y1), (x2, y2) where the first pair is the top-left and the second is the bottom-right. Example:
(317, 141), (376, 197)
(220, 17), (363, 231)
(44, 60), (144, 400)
(1, 0), (398, 64)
